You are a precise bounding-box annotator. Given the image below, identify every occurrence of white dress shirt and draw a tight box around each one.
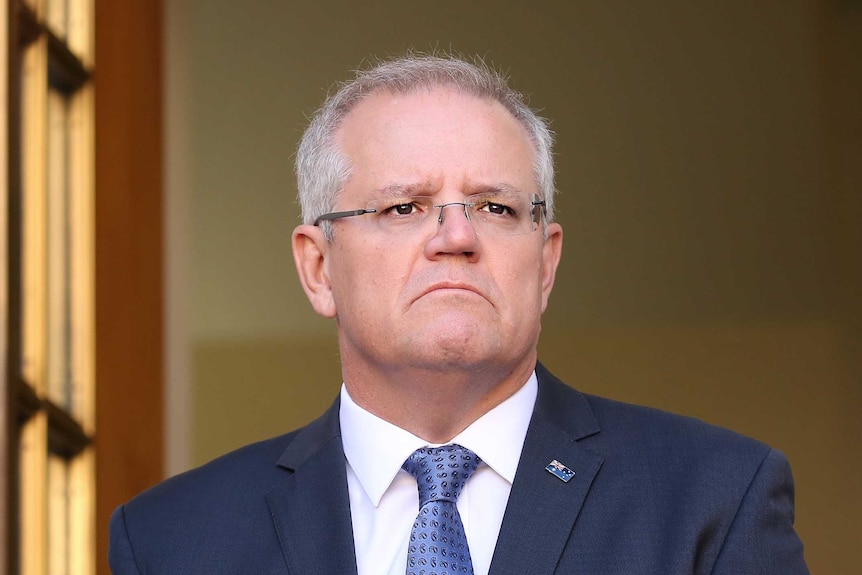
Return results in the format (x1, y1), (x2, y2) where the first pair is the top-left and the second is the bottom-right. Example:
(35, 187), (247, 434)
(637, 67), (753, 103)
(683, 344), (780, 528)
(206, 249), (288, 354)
(339, 373), (538, 575)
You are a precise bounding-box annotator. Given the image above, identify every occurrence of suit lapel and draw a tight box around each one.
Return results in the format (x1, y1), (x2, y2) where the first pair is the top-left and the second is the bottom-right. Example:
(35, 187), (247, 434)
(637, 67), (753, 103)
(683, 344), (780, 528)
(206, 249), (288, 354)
(263, 365), (601, 575)
(488, 364), (604, 575)
(265, 399), (359, 575)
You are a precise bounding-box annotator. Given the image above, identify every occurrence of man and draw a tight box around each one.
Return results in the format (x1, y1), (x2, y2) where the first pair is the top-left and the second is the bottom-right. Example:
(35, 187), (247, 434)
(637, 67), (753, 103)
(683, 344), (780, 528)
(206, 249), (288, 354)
(109, 55), (808, 574)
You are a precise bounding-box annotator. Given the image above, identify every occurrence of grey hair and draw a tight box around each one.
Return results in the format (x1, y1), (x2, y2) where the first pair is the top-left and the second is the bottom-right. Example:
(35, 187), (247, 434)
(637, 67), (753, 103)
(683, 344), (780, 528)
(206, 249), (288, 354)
(295, 54), (556, 238)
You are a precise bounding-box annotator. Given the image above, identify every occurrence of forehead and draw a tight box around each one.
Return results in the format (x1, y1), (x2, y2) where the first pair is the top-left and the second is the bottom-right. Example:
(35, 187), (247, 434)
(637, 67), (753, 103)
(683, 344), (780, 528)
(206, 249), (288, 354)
(334, 87), (537, 195)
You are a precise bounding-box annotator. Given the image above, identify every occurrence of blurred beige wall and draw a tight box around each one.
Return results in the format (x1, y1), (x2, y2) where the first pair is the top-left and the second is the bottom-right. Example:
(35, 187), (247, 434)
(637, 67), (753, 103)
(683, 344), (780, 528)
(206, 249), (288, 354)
(165, 1), (861, 573)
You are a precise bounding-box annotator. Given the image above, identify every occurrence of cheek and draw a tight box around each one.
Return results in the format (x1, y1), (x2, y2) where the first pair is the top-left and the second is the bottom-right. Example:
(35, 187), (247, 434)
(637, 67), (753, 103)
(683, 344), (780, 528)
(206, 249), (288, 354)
(506, 255), (546, 316)
(497, 247), (543, 287)
(332, 244), (409, 309)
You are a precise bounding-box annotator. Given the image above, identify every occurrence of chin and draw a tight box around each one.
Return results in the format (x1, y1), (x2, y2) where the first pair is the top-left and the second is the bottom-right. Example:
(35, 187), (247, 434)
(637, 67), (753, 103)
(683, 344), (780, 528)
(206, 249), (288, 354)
(409, 330), (502, 371)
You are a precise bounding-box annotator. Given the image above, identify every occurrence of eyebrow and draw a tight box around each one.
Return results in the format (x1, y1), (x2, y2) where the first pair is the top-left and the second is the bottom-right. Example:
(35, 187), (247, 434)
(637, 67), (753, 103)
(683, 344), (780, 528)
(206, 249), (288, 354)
(374, 183), (436, 197)
(465, 182), (526, 196)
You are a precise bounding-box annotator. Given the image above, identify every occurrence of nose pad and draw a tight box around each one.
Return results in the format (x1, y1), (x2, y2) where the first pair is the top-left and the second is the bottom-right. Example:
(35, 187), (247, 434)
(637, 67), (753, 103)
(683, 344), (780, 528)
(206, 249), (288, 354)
(435, 202), (471, 227)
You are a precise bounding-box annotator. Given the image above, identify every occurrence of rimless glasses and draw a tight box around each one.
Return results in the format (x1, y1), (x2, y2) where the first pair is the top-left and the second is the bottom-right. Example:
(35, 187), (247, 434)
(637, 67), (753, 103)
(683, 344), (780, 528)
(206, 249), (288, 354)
(313, 190), (546, 237)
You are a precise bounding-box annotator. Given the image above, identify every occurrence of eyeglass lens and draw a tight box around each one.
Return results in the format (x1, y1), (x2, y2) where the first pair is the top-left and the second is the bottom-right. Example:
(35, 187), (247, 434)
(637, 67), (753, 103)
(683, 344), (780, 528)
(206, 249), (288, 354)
(365, 191), (541, 236)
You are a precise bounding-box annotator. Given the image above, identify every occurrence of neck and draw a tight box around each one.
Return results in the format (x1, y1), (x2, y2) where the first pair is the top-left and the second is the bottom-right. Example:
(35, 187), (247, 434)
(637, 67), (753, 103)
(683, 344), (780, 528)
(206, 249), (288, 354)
(342, 355), (536, 443)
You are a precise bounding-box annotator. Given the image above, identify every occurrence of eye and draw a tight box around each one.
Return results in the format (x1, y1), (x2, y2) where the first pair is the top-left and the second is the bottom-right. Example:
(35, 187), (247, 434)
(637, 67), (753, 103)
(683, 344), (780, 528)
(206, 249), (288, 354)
(391, 203), (416, 216)
(368, 196), (433, 224)
(381, 201), (421, 217)
(477, 201), (516, 217)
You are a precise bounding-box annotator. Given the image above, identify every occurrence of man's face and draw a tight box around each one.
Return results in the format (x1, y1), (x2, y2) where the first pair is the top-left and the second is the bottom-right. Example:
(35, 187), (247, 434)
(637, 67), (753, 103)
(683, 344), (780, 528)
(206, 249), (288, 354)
(295, 88), (562, 379)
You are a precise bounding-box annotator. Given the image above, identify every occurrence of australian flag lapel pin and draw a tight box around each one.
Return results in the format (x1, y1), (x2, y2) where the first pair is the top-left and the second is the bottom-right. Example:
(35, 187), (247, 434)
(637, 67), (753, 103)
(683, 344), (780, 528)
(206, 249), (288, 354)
(545, 459), (575, 482)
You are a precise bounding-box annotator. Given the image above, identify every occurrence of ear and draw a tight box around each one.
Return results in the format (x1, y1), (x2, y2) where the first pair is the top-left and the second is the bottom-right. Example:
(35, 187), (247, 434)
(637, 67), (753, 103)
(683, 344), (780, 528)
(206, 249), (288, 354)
(540, 222), (563, 313)
(292, 224), (337, 318)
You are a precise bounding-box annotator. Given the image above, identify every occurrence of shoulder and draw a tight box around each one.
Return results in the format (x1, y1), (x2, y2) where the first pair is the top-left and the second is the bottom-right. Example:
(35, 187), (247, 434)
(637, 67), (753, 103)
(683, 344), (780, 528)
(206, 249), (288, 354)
(531, 372), (806, 571)
(121, 430), (299, 522)
(532, 365), (807, 573)
(586, 392), (784, 498)
(535, 362), (777, 485)
(120, 395), (341, 518)
(585, 391), (770, 458)
(109, 432), (302, 573)
(109, 400), (344, 573)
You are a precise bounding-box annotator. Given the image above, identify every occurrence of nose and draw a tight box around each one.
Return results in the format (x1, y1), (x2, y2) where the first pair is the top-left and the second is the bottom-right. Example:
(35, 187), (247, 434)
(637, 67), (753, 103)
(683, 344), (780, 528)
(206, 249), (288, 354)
(423, 202), (480, 259)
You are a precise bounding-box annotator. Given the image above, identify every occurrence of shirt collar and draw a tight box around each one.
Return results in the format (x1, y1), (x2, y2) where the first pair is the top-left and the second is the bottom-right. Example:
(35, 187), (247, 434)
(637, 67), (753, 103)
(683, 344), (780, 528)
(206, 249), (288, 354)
(339, 372), (538, 507)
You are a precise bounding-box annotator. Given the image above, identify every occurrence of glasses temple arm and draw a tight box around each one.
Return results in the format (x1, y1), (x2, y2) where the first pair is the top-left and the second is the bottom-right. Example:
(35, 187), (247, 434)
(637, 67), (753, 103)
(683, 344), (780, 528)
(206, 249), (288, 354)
(313, 208), (377, 226)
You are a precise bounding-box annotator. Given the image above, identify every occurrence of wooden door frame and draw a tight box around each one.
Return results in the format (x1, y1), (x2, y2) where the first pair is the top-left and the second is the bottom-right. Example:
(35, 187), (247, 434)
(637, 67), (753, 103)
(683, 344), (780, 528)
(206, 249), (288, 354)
(93, 1), (164, 573)
(3, 2), (164, 573)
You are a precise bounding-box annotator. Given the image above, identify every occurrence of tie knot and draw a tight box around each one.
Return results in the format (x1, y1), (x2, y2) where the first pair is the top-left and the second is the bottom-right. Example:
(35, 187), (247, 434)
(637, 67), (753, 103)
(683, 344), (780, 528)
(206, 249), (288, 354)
(402, 444), (481, 506)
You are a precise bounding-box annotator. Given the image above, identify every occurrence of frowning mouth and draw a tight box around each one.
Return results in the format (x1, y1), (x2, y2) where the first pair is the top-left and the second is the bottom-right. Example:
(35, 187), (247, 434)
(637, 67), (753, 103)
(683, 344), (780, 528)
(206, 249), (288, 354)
(416, 282), (486, 301)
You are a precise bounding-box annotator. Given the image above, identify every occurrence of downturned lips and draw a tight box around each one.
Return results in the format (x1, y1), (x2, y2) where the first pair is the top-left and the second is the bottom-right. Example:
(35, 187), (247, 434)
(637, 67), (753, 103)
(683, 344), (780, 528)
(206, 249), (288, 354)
(415, 281), (489, 303)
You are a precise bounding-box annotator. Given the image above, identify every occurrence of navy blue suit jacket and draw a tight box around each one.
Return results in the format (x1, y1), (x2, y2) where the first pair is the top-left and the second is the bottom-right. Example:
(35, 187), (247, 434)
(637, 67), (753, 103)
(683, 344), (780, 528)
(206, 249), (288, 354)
(109, 364), (808, 574)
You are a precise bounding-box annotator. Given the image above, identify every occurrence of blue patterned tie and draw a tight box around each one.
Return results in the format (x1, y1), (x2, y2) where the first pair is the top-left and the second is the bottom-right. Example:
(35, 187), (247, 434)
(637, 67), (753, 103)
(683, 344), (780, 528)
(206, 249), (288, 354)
(402, 444), (482, 575)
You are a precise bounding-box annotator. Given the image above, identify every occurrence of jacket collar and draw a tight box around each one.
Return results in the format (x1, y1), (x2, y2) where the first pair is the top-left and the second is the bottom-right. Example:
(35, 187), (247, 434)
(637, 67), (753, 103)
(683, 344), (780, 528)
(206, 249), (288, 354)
(488, 362), (605, 575)
(266, 362), (604, 575)
(267, 397), (358, 575)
